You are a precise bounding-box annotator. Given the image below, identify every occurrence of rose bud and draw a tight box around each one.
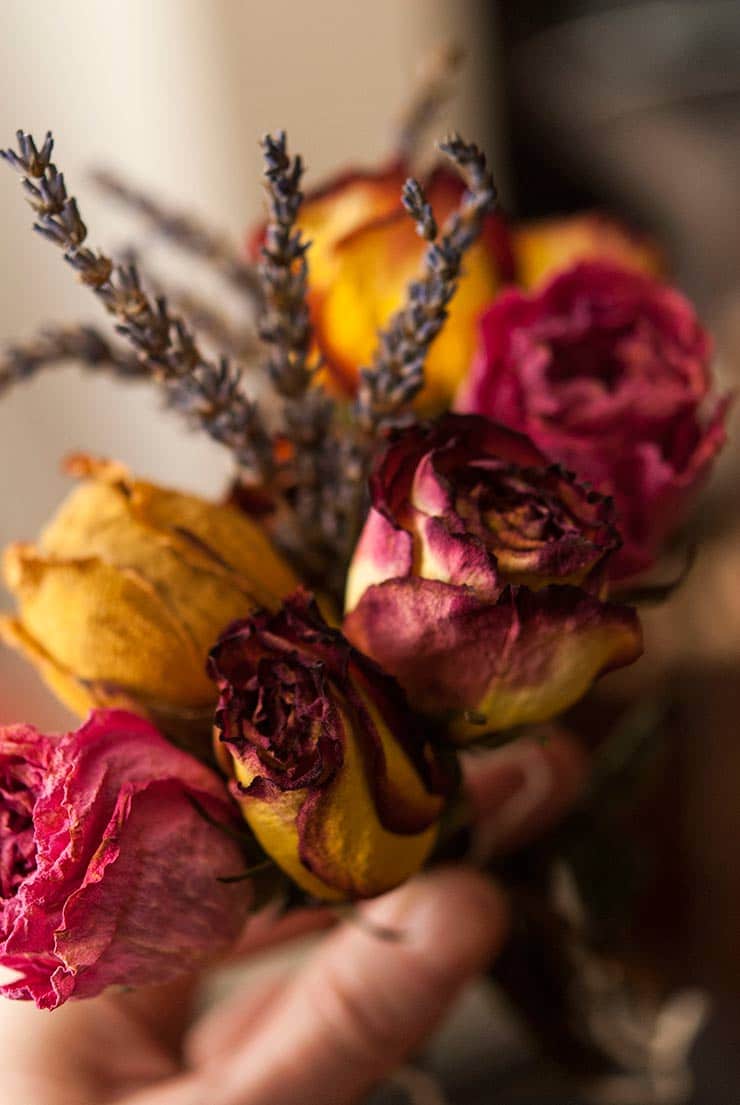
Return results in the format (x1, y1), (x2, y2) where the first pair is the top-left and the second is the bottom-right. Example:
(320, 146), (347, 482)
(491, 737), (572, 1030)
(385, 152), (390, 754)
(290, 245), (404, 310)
(208, 591), (454, 901)
(456, 262), (729, 578)
(0, 455), (298, 741)
(249, 163), (514, 410)
(0, 709), (251, 1010)
(343, 414), (642, 744)
(513, 212), (664, 290)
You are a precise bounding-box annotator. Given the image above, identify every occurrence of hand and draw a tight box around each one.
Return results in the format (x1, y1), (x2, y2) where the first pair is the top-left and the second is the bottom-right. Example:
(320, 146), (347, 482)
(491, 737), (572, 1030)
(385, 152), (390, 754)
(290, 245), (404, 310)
(0, 732), (586, 1105)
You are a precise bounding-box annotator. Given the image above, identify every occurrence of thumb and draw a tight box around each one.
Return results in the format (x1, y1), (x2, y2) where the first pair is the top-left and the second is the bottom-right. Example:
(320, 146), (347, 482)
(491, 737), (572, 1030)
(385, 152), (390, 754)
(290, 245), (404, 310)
(204, 867), (508, 1105)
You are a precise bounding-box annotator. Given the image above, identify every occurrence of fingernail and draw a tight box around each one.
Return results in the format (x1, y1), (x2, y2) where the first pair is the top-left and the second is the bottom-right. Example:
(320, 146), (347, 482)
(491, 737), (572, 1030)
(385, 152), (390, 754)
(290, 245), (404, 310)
(469, 739), (554, 864)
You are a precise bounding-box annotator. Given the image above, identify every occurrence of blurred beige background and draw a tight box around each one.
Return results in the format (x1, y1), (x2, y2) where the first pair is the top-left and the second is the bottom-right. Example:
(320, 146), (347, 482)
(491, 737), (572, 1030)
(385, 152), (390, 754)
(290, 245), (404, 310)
(0, 0), (498, 726)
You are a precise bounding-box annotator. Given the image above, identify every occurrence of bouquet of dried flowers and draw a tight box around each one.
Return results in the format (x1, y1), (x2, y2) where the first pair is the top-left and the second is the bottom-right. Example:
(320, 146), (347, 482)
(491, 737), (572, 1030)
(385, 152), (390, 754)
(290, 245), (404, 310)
(0, 54), (728, 1094)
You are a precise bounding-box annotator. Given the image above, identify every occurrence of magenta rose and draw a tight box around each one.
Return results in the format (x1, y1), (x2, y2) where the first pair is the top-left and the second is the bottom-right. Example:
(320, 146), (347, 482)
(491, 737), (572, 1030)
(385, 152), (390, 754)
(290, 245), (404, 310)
(457, 261), (729, 578)
(0, 709), (251, 1009)
(343, 414), (642, 744)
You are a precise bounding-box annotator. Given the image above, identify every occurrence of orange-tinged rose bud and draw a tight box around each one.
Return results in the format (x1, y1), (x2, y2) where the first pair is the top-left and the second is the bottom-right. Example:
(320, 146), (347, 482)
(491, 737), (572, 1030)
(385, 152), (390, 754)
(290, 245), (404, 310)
(513, 212), (664, 290)
(1, 456), (299, 740)
(343, 416), (642, 743)
(209, 592), (454, 901)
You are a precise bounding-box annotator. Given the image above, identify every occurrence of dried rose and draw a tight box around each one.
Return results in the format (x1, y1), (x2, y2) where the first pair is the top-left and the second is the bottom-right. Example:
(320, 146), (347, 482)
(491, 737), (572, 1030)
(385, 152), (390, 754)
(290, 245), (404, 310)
(343, 414), (642, 743)
(0, 709), (251, 1010)
(209, 591), (453, 901)
(250, 162), (514, 410)
(456, 262), (729, 577)
(513, 212), (664, 290)
(1, 456), (299, 738)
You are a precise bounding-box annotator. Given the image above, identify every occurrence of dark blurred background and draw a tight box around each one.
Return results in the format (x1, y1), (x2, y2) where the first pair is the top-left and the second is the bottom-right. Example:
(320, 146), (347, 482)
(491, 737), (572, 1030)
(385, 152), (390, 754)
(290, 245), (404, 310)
(494, 2), (740, 1101)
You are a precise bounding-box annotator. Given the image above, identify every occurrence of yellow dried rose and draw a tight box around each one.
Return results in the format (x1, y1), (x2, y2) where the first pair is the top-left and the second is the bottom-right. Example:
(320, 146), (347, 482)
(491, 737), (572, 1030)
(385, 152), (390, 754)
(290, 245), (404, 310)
(208, 592), (454, 901)
(1, 456), (299, 737)
(513, 212), (664, 290)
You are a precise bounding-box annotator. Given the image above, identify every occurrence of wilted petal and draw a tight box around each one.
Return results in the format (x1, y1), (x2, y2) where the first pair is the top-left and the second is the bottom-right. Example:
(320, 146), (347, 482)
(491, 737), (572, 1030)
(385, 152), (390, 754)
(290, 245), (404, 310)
(344, 578), (642, 743)
(0, 710), (250, 1009)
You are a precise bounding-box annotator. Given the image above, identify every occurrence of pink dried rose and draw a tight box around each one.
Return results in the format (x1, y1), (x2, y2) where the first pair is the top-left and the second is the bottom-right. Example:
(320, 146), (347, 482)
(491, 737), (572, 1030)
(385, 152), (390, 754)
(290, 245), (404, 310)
(0, 709), (251, 1010)
(344, 414), (642, 744)
(457, 261), (729, 578)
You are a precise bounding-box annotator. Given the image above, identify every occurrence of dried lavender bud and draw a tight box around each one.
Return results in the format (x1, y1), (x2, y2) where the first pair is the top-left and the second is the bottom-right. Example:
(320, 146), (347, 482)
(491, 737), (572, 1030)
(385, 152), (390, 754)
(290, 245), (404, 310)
(401, 179), (437, 241)
(256, 130), (349, 582)
(258, 131), (317, 399)
(0, 130), (54, 177)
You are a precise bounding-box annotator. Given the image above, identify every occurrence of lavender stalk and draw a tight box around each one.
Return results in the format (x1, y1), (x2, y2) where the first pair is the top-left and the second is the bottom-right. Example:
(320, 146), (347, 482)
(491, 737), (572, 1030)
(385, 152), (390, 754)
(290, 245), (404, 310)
(257, 132), (343, 570)
(354, 134), (497, 436)
(0, 324), (146, 397)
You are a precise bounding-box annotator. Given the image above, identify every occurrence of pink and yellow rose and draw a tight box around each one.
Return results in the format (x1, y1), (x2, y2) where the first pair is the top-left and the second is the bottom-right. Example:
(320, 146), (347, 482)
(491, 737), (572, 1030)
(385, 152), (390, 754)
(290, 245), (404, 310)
(344, 414), (642, 742)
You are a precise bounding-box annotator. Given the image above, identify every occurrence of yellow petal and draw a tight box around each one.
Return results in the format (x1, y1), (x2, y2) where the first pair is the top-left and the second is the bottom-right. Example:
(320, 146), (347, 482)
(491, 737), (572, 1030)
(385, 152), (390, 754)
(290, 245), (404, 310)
(233, 705), (439, 901)
(55, 455), (299, 609)
(449, 612), (643, 743)
(296, 164), (407, 292)
(3, 543), (214, 708)
(514, 213), (665, 290)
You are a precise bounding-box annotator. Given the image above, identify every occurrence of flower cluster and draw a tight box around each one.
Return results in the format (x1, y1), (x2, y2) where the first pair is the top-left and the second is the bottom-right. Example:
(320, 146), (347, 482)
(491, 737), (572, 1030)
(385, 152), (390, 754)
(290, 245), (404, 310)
(0, 78), (728, 1014)
(457, 262), (728, 577)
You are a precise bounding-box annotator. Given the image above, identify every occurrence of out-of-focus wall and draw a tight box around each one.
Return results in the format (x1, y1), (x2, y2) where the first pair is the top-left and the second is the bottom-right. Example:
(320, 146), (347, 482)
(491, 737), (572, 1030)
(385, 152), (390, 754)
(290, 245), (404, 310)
(0, 0), (499, 725)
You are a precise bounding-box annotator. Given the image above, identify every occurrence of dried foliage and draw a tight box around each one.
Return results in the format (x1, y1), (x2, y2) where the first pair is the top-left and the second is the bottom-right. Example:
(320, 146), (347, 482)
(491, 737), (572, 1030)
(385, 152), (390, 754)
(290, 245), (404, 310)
(1, 130), (274, 480)
(1, 126), (496, 589)
(0, 324), (145, 397)
(257, 132), (346, 579)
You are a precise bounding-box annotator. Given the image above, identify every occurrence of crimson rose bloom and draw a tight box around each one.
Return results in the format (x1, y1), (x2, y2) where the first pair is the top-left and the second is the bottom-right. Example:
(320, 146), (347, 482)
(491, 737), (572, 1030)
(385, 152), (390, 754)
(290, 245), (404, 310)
(457, 262), (729, 578)
(344, 415), (642, 743)
(0, 710), (251, 1009)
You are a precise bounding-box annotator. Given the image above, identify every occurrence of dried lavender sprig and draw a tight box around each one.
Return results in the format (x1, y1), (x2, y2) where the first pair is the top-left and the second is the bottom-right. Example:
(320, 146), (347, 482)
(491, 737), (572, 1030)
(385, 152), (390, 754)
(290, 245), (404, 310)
(258, 131), (321, 398)
(0, 324), (147, 397)
(355, 134), (497, 435)
(118, 245), (261, 361)
(257, 132), (343, 566)
(394, 43), (464, 165)
(1, 130), (274, 479)
(91, 168), (263, 303)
